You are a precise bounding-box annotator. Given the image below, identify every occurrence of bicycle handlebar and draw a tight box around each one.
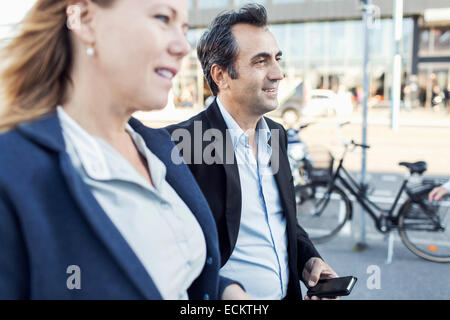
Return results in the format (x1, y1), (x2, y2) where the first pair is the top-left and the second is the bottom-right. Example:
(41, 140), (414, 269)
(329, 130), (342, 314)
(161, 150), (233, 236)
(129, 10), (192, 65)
(335, 122), (371, 150)
(299, 122), (315, 131)
(338, 121), (351, 128)
(351, 140), (371, 149)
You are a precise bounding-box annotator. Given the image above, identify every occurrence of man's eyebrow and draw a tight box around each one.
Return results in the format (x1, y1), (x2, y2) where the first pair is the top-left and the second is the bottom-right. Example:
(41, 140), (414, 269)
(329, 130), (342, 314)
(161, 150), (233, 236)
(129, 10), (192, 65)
(251, 51), (283, 61)
(251, 52), (270, 61)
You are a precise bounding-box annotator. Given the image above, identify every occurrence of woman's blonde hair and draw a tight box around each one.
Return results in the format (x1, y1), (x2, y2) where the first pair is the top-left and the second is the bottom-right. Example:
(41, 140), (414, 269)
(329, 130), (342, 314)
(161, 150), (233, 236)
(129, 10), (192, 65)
(0, 0), (113, 132)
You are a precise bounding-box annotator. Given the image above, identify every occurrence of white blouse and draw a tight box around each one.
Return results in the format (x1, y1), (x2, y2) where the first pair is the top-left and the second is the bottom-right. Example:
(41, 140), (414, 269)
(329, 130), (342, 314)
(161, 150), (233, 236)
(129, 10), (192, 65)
(57, 106), (206, 300)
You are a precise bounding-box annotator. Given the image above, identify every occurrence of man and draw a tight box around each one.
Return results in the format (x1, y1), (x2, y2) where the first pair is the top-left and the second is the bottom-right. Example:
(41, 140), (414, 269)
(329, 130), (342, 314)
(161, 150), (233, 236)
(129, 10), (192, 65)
(167, 4), (337, 300)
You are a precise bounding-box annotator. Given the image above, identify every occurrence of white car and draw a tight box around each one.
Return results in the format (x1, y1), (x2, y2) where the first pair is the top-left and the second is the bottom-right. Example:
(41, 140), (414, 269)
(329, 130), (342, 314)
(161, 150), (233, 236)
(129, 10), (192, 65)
(301, 89), (353, 117)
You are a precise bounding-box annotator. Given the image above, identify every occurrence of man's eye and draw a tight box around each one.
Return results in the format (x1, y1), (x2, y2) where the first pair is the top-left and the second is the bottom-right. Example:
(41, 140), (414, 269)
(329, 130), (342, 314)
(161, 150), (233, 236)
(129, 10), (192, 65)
(155, 15), (170, 24)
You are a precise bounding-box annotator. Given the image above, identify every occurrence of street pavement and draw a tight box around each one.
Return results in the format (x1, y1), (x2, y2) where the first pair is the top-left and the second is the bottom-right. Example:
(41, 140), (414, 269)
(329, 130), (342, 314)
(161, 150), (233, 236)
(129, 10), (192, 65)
(301, 232), (450, 300)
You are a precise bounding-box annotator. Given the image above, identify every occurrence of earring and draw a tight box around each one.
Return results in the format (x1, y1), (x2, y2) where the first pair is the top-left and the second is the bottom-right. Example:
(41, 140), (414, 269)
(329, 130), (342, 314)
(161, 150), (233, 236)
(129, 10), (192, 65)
(86, 47), (95, 56)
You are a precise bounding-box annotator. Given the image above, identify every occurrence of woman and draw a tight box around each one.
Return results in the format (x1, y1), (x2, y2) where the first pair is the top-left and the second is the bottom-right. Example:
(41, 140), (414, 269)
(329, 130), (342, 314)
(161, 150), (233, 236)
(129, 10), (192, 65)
(0, 0), (248, 299)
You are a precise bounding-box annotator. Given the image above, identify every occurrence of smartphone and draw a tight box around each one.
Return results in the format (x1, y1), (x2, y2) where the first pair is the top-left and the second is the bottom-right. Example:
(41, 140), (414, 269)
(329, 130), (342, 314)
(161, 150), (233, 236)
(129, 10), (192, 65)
(306, 276), (357, 299)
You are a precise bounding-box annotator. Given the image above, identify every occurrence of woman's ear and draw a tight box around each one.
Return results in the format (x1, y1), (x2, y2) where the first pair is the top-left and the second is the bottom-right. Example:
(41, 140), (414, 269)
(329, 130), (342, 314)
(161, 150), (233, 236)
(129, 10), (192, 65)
(66, 0), (97, 46)
(211, 64), (230, 92)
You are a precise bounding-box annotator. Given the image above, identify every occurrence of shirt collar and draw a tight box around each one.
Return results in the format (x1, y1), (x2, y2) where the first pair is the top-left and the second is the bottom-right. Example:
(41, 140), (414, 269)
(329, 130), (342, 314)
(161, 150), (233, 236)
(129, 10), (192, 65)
(216, 97), (246, 149)
(57, 106), (167, 190)
(124, 124), (167, 190)
(216, 97), (271, 150)
(57, 106), (111, 180)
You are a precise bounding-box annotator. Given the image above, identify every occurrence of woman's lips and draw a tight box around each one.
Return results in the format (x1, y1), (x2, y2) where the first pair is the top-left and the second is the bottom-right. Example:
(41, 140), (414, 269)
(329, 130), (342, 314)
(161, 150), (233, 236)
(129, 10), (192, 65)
(156, 68), (176, 79)
(155, 67), (178, 87)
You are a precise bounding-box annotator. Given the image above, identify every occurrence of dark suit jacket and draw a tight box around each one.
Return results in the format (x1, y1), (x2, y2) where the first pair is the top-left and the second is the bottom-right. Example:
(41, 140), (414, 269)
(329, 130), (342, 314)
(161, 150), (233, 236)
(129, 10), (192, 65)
(0, 112), (235, 299)
(166, 99), (322, 300)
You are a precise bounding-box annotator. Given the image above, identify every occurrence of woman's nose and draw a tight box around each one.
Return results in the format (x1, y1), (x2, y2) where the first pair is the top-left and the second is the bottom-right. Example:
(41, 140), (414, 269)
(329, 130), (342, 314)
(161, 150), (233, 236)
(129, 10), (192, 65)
(169, 30), (191, 59)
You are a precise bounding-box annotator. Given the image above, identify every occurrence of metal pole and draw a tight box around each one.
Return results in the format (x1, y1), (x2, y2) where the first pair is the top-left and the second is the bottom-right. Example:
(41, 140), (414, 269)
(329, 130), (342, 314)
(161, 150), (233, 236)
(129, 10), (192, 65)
(391, 0), (403, 130)
(356, 0), (372, 251)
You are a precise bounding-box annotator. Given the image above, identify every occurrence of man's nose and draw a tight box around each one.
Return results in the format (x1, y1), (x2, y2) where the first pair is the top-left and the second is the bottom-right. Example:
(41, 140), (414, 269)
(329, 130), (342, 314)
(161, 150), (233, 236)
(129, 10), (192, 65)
(268, 61), (284, 81)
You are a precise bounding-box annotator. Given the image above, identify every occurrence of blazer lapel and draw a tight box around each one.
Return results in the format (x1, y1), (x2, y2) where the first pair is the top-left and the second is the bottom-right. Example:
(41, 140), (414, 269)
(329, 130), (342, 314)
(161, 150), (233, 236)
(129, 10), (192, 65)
(266, 119), (295, 213)
(267, 120), (299, 269)
(129, 120), (220, 251)
(18, 113), (162, 300)
(205, 102), (242, 254)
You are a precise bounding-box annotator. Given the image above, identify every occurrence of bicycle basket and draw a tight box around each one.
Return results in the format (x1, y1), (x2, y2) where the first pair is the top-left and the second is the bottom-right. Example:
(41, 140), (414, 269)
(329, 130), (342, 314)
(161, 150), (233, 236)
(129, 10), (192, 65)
(406, 180), (435, 202)
(407, 178), (450, 203)
(305, 145), (334, 182)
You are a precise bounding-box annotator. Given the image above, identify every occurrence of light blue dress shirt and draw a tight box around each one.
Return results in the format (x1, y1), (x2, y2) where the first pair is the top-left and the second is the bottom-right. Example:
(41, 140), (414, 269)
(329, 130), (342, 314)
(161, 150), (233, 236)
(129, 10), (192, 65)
(443, 180), (450, 192)
(57, 107), (207, 300)
(216, 98), (289, 299)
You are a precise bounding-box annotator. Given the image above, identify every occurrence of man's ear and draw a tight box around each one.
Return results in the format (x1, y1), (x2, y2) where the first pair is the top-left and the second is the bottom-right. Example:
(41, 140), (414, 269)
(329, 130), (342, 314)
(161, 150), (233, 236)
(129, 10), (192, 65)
(211, 64), (230, 92)
(66, 0), (97, 46)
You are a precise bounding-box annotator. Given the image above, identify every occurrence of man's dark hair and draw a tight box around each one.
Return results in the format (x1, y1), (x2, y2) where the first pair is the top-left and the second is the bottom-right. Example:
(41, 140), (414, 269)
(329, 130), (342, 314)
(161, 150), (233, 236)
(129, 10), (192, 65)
(197, 4), (268, 96)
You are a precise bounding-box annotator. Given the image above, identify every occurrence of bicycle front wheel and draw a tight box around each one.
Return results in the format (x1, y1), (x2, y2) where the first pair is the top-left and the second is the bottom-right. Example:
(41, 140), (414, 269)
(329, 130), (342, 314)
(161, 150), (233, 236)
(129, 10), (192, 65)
(398, 193), (450, 262)
(295, 181), (351, 244)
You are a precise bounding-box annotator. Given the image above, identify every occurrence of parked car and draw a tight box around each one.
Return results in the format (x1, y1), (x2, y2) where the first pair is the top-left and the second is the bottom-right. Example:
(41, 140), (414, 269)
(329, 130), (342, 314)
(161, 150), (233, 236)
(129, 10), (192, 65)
(301, 89), (353, 117)
(269, 81), (305, 123)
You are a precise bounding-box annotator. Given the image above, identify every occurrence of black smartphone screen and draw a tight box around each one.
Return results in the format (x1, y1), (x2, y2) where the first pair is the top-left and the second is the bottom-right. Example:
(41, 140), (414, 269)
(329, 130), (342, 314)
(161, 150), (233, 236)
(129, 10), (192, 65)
(307, 276), (357, 298)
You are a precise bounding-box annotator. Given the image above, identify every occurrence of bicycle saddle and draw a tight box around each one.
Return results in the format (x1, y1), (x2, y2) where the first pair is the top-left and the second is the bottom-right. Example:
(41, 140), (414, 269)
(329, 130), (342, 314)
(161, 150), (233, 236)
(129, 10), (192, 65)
(398, 161), (427, 175)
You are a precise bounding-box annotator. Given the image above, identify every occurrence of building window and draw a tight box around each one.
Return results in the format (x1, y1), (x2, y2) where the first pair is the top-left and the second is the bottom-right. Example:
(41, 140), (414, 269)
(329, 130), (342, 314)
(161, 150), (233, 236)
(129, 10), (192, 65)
(419, 27), (450, 56)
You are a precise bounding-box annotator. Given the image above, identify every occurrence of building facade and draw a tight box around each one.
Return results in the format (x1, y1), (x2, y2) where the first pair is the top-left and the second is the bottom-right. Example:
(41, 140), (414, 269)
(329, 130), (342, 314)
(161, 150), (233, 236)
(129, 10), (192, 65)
(173, 0), (450, 113)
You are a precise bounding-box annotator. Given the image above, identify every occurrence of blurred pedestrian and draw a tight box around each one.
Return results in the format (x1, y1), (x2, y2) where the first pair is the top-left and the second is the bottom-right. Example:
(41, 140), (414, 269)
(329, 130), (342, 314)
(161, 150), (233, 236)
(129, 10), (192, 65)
(444, 84), (450, 112)
(0, 0), (247, 300)
(431, 84), (443, 111)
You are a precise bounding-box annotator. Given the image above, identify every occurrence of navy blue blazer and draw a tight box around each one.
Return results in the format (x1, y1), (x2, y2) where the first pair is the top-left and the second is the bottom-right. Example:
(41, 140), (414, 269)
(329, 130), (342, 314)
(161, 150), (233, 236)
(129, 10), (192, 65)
(0, 112), (233, 299)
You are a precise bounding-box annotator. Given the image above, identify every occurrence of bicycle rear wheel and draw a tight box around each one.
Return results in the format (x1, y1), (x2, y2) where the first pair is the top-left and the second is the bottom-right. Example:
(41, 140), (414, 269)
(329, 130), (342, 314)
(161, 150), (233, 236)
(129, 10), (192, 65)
(398, 193), (450, 262)
(295, 181), (351, 244)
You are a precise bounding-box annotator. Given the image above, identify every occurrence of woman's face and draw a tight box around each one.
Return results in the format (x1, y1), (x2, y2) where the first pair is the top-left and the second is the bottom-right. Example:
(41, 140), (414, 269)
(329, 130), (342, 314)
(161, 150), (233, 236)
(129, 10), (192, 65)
(91, 0), (190, 111)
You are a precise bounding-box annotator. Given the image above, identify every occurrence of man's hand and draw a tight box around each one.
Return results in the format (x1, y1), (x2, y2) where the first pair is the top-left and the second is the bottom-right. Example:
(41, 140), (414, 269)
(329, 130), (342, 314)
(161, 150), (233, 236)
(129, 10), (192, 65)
(221, 284), (252, 300)
(302, 257), (339, 300)
(428, 186), (448, 202)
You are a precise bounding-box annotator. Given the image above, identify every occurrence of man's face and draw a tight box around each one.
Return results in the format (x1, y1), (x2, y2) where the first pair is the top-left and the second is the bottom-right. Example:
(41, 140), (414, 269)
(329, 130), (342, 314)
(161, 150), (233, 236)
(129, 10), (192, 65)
(226, 24), (283, 116)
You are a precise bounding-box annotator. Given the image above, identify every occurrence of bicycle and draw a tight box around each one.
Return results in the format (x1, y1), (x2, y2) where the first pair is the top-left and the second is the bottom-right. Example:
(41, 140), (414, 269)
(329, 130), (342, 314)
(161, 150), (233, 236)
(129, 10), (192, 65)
(295, 122), (450, 263)
(287, 122), (334, 188)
